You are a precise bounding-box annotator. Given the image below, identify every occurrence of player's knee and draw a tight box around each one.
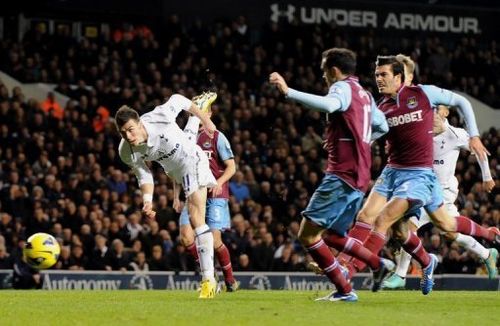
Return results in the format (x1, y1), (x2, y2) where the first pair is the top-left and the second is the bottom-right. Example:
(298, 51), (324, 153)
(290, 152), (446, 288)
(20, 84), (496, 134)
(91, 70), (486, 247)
(357, 208), (376, 225)
(297, 229), (315, 246)
(392, 228), (406, 242)
(211, 230), (223, 248)
(432, 215), (455, 232)
(443, 232), (456, 241)
(180, 228), (194, 246)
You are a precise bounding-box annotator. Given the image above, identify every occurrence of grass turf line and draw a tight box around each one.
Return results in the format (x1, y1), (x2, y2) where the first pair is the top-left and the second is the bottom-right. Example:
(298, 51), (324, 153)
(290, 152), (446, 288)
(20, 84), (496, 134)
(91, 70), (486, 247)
(0, 290), (499, 325)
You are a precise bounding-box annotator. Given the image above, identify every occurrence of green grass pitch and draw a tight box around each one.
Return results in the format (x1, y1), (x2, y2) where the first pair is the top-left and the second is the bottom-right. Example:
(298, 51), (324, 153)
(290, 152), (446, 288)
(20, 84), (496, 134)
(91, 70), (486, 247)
(1, 290), (499, 325)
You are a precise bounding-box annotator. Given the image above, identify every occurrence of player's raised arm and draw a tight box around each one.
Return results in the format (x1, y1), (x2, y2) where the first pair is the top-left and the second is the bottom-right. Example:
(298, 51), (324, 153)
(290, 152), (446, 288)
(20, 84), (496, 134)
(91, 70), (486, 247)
(269, 72), (345, 113)
(187, 103), (216, 137)
(420, 84), (489, 160)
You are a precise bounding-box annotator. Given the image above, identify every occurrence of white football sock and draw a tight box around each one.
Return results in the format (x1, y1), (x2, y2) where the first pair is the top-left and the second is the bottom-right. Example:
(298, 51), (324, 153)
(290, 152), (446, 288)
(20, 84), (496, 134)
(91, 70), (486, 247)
(195, 224), (215, 282)
(395, 250), (412, 278)
(455, 233), (489, 260)
(184, 116), (201, 143)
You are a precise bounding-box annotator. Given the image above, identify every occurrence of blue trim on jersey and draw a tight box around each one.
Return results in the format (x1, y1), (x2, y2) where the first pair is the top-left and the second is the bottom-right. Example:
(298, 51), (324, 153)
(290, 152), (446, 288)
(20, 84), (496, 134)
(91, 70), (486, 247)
(287, 88), (343, 113)
(216, 132), (234, 161)
(327, 80), (352, 112)
(419, 84), (479, 137)
(371, 104), (389, 141)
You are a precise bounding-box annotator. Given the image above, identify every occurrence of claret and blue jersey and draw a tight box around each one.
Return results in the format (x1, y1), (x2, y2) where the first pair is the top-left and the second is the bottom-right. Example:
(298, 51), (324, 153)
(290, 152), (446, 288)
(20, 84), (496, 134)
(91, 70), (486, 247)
(375, 84), (480, 215)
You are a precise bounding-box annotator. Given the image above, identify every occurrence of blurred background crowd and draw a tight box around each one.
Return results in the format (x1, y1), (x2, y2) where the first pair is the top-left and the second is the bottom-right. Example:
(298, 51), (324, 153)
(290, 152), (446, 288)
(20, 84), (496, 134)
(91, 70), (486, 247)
(0, 15), (498, 276)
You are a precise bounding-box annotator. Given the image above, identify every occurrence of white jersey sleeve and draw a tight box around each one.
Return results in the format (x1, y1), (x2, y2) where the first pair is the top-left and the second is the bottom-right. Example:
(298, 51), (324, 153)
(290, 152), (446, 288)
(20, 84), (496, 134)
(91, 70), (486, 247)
(118, 139), (154, 186)
(149, 94), (192, 123)
(450, 126), (470, 151)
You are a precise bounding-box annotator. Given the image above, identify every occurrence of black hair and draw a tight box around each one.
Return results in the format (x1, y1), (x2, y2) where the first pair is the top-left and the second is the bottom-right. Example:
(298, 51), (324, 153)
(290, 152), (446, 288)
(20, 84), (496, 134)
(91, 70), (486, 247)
(321, 48), (357, 75)
(375, 55), (405, 82)
(115, 105), (139, 129)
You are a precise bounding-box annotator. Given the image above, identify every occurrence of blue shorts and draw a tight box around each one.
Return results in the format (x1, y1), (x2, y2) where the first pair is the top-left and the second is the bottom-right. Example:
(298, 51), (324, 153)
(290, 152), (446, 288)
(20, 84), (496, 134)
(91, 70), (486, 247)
(373, 166), (443, 217)
(301, 174), (364, 235)
(179, 198), (231, 230)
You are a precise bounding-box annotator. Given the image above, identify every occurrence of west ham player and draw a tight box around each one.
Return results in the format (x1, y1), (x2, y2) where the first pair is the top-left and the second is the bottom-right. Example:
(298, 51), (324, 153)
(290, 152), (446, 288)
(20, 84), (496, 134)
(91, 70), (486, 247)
(270, 48), (392, 302)
(383, 104), (497, 288)
(116, 93), (219, 299)
(176, 93), (239, 292)
(345, 55), (498, 295)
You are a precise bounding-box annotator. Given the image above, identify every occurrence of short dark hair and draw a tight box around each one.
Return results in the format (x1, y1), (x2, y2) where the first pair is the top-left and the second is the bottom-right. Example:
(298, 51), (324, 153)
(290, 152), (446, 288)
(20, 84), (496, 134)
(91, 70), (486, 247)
(321, 48), (357, 75)
(115, 105), (139, 129)
(376, 55), (405, 82)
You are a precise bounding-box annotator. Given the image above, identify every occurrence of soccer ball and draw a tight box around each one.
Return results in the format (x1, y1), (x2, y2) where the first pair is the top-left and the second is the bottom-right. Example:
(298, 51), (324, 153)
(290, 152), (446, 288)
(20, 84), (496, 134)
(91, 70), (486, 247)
(23, 233), (61, 269)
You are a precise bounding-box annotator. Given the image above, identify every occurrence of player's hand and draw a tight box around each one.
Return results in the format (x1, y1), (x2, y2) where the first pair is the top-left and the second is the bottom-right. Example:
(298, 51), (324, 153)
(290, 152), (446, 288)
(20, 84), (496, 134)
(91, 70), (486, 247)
(469, 136), (489, 161)
(142, 201), (156, 221)
(211, 180), (224, 197)
(269, 72), (289, 95)
(204, 120), (217, 138)
(173, 198), (182, 213)
(482, 179), (495, 193)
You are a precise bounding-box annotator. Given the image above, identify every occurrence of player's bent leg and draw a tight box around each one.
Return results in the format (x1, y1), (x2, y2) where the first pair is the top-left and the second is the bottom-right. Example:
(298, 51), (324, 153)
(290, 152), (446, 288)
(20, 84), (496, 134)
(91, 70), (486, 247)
(392, 220), (431, 270)
(383, 219), (418, 290)
(443, 231), (497, 279)
(382, 251), (410, 290)
(212, 229), (238, 291)
(180, 224), (199, 263)
(323, 231), (394, 291)
(299, 218), (355, 302)
(350, 198), (408, 274)
(428, 207), (500, 243)
(336, 192), (384, 264)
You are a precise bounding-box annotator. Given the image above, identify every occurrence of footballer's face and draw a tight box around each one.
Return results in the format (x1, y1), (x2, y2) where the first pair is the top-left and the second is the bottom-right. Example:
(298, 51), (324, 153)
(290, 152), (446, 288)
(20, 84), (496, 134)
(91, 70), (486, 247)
(436, 105), (449, 119)
(375, 64), (402, 96)
(120, 119), (147, 146)
(321, 58), (336, 87)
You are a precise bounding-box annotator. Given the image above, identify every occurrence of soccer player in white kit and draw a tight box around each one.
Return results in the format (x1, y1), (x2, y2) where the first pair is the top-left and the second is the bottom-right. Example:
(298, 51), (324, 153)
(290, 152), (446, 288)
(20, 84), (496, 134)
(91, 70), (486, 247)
(382, 56), (498, 289)
(115, 93), (219, 298)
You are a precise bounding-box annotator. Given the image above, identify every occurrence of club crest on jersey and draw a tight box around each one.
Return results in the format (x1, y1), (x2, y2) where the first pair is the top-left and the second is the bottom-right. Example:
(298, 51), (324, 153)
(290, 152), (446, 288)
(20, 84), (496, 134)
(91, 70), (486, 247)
(407, 96), (418, 109)
(202, 141), (211, 149)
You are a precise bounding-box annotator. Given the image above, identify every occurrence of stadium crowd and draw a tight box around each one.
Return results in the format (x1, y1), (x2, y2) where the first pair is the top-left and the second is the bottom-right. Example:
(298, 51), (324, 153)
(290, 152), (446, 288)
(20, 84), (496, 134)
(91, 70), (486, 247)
(0, 16), (498, 275)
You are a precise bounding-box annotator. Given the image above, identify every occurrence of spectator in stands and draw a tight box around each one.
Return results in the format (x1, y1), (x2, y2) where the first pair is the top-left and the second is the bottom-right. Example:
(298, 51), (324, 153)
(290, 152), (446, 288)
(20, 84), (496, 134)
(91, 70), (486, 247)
(40, 92), (64, 120)
(229, 171), (250, 203)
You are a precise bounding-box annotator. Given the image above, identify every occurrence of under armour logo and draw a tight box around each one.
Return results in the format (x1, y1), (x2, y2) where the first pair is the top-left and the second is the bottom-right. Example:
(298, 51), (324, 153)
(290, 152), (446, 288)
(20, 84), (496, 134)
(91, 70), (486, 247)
(270, 3), (295, 23)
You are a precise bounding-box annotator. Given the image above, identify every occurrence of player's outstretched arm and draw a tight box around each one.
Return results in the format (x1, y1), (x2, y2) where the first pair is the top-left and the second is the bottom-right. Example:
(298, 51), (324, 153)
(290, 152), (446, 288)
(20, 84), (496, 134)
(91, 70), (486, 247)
(420, 84), (489, 160)
(269, 72), (343, 113)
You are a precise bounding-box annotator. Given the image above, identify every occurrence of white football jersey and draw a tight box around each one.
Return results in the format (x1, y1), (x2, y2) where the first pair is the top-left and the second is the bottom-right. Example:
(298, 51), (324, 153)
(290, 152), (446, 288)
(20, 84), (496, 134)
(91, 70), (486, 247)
(119, 94), (200, 184)
(432, 120), (469, 192)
